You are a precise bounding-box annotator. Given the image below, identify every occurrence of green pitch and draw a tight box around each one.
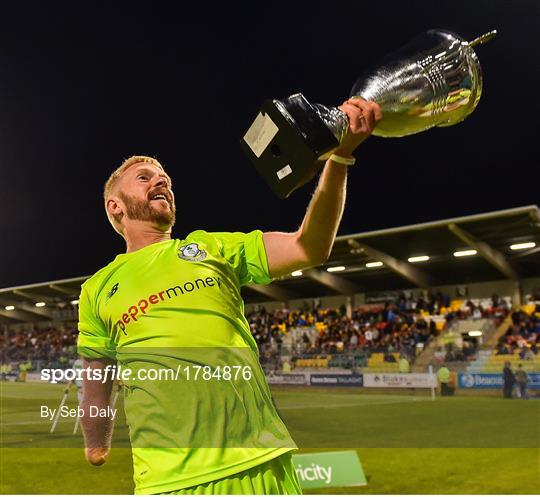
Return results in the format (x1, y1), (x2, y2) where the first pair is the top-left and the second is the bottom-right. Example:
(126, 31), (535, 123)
(1, 382), (539, 494)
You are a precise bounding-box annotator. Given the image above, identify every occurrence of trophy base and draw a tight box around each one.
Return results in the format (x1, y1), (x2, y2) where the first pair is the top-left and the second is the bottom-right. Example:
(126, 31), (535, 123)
(241, 93), (339, 198)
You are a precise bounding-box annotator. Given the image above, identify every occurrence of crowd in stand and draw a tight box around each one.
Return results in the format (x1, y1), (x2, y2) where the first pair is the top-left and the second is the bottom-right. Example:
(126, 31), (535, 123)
(0, 291), (522, 372)
(248, 292), (469, 363)
(1, 326), (78, 369)
(249, 302), (435, 362)
(250, 292), (513, 366)
(496, 304), (539, 359)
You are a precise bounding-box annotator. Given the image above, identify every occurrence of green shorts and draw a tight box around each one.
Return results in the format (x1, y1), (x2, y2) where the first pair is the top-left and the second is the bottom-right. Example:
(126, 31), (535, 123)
(165, 452), (302, 495)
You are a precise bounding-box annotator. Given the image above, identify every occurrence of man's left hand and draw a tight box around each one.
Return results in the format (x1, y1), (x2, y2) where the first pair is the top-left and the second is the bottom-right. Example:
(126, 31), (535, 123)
(335, 98), (382, 157)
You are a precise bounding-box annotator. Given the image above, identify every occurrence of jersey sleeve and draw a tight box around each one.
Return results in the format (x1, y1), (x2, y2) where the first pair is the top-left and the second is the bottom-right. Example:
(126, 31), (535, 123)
(77, 282), (117, 361)
(204, 230), (272, 286)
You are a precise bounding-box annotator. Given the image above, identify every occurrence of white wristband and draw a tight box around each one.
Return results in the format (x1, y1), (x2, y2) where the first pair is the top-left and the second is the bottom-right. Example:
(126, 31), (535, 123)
(329, 154), (356, 166)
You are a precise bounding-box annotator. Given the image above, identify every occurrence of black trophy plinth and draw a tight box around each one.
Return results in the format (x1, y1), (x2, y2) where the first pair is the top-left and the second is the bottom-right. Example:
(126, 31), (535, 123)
(240, 93), (339, 198)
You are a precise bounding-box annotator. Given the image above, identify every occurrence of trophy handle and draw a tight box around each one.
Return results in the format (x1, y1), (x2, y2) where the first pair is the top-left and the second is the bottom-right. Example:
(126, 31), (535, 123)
(468, 30), (497, 47)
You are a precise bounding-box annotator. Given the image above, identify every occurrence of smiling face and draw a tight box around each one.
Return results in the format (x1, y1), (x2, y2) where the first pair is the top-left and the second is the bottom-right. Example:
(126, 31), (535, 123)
(105, 158), (176, 236)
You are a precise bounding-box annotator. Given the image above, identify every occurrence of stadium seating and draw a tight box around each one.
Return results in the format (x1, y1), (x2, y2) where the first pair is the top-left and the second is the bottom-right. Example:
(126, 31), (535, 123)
(361, 352), (401, 373)
(484, 354), (539, 372)
(294, 357), (329, 368)
(467, 349), (539, 373)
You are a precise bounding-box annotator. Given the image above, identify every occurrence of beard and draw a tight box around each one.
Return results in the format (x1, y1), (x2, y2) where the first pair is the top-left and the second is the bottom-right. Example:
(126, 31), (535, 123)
(118, 191), (176, 228)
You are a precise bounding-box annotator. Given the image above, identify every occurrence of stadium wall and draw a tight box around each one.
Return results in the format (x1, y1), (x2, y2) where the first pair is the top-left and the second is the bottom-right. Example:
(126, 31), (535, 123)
(434, 277), (540, 301)
(245, 277), (540, 312)
(522, 276), (540, 296)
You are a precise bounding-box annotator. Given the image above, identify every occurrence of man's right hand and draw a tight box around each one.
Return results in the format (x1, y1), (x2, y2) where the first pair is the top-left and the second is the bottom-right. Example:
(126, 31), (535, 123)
(85, 447), (110, 466)
(335, 98), (382, 157)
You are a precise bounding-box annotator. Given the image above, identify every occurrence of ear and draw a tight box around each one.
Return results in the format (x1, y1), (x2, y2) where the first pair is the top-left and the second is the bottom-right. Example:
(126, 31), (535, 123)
(106, 196), (124, 218)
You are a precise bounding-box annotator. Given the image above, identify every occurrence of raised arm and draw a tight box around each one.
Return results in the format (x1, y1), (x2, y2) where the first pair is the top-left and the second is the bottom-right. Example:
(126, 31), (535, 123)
(263, 98), (382, 278)
(80, 357), (116, 466)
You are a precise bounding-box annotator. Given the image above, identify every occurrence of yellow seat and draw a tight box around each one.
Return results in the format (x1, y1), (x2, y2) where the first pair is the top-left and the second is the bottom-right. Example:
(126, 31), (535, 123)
(521, 304), (535, 316)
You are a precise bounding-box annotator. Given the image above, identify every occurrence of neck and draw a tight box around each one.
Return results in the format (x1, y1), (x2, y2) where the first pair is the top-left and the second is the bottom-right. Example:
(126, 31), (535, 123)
(123, 221), (172, 253)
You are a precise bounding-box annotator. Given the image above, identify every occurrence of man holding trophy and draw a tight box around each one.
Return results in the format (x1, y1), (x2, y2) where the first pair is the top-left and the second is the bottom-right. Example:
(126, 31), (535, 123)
(77, 98), (381, 495)
(77, 28), (493, 495)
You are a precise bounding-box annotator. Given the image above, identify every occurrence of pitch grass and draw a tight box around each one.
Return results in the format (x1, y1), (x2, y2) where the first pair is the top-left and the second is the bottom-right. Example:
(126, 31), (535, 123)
(1, 382), (539, 494)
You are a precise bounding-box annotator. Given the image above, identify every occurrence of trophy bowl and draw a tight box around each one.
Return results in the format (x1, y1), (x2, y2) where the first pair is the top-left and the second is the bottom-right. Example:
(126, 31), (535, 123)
(348, 29), (496, 137)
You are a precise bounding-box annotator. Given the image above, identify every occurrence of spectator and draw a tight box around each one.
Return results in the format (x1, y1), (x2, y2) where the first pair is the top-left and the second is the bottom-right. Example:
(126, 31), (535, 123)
(434, 347), (445, 364)
(282, 360), (292, 374)
(384, 351), (397, 363)
(437, 364), (453, 396)
(498, 310), (538, 356)
(515, 364), (529, 400)
(398, 355), (410, 373)
(497, 343), (510, 355)
(502, 361), (515, 399)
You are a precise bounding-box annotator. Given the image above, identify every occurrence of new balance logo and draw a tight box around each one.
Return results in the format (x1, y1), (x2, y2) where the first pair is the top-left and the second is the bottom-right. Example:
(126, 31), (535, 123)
(106, 283), (119, 301)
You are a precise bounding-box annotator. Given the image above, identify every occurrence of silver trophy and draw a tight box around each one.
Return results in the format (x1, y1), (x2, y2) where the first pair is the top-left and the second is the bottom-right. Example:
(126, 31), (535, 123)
(241, 29), (496, 198)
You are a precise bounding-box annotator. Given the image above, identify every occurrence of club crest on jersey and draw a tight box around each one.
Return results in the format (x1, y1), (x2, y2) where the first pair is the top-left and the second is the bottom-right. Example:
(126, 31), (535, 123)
(178, 243), (207, 262)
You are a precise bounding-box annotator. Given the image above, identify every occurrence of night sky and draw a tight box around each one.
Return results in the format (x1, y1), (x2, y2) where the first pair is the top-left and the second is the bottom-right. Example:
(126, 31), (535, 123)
(2, 0), (539, 288)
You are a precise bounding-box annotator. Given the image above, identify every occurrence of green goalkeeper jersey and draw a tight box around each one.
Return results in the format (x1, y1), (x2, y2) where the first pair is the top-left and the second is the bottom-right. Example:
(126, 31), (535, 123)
(77, 230), (296, 494)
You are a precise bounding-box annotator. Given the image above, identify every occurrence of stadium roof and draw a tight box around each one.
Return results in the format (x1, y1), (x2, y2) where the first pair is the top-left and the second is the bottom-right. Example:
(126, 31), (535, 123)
(1, 205), (539, 323)
(243, 204), (540, 302)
